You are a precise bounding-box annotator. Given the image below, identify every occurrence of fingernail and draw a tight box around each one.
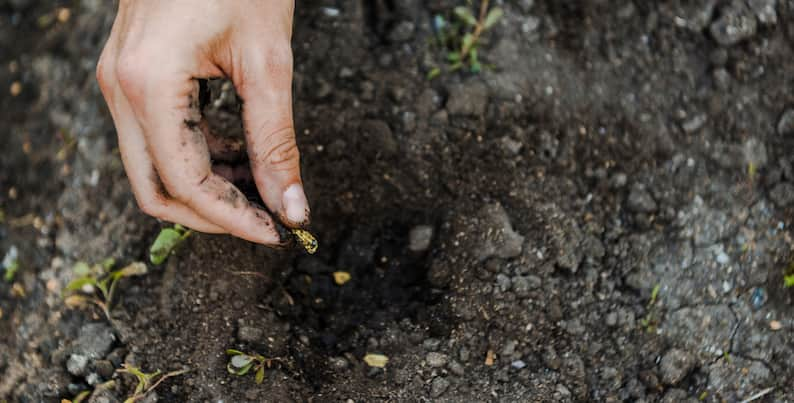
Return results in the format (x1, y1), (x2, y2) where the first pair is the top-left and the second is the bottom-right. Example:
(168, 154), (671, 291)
(282, 183), (309, 225)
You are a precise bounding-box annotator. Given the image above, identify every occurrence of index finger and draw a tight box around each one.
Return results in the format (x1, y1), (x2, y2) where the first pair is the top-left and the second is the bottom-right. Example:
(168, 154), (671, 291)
(117, 64), (284, 246)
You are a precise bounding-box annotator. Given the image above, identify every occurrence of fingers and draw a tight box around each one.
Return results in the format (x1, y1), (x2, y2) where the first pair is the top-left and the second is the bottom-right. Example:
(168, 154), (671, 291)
(116, 67), (283, 246)
(97, 20), (225, 234)
(235, 44), (310, 227)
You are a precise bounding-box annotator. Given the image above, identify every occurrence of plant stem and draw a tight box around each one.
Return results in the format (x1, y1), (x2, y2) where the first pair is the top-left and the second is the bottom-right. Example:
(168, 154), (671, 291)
(460, 0), (490, 61)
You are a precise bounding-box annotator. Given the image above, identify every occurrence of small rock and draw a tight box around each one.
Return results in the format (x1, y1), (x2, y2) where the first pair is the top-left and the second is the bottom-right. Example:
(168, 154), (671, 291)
(778, 109), (794, 135)
(475, 202), (524, 260)
(749, 0), (777, 25)
(750, 287), (766, 309)
(237, 326), (264, 343)
(659, 349), (696, 385)
(94, 360), (115, 379)
(501, 340), (518, 357)
(329, 356), (349, 370)
(743, 137), (767, 169)
(388, 20), (415, 42)
(770, 182), (794, 207)
(713, 68), (731, 90)
(86, 373), (102, 386)
(426, 352), (449, 368)
(73, 323), (115, 360)
(511, 275), (541, 297)
(499, 136), (523, 156)
(709, 1), (758, 46)
(496, 274), (511, 292)
(67, 354), (89, 376)
(446, 80), (489, 117)
(627, 184), (658, 213)
(408, 225), (434, 252)
(430, 377), (450, 398)
(448, 360), (465, 376)
(423, 338), (441, 351)
(605, 312), (618, 327)
(511, 360), (526, 369)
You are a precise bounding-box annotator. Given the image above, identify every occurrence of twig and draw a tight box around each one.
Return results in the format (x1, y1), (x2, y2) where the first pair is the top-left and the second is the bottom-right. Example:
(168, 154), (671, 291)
(739, 386), (775, 403)
(460, 0), (490, 61)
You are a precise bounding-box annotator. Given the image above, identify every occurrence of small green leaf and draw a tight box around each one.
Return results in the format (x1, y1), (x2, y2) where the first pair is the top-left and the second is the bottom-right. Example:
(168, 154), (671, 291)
(230, 354), (254, 369)
(447, 51), (461, 62)
(427, 67), (441, 80)
(649, 284), (661, 305)
(226, 349), (245, 356)
(461, 33), (475, 52)
(112, 262), (148, 280)
(255, 366), (265, 384)
(101, 257), (116, 271)
(483, 7), (504, 29)
(470, 48), (481, 73)
(65, 277), (97, 292)
(3, 259), (18, 282)
(150, 227), (188, 265)
(453, 6), (478, 26)
(784, 274), (794, 287)
(73, 261), (91, 276)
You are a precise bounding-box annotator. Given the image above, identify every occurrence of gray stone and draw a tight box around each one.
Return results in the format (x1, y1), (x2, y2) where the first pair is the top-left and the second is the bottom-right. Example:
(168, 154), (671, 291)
(511, 275), (541, 297)
(66, 354), (89, 376)
(707, 357), (771, 401)
(446, 81), (489, 117)
(474, 202), (524, 260)
(749, 0), (777, 25)
(660, 388), (696, 403)
(659, 305), (735, 361)
(426, 352), (449, 368)
(681, 114), (707, 133)
(659, 349), (696, 385)
(448, 360), (465, 376)
(743, 137), (767, 169)
(74, 323), (115, 360)
(627, 184), (658, 213)
(388, 21), (415, 42)
(709, 1), (758, 46)
(770, 182), (794, 207)
(778, 109), (794, 135)
(496, 274), (511, 292)
(430, 377), (450, 397)
(713, 68), (731, 90)
(237, 326), (264, 343)
(408, 225), (434, 252)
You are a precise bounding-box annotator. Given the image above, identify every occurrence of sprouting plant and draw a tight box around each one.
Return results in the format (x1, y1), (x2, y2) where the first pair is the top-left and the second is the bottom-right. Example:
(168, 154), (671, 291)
(149, 224), (192, 265)
(226, 349), (283, 384)
(784, 260), (794, 288)
(639, 284), (661, 332)
(2, 245), (19, 282)
(118, 364), (188, 403)
(428, 0), (504, 77)
(63, 259), (148, 319)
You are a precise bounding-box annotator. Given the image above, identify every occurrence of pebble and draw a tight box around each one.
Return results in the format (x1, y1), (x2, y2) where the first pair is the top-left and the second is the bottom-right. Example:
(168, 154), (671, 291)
(426, 352), (449, 368)
(750, 287), (766, 309)
(430, 377), (450, 397)
(749, 0), (777, 25)
(778, 109), (794, 135)
(408, 225), (434, 252)
(388, 21), (415, 42)
(66, 354), (89, 376)
(496, 274), (511, 292)
(627, 184), (658, 213)
(73, 323), (115, 359)
(709, 1), (758, 46)
(237, 326), (264, 343)
(681, 114), (707, 133)
(511, 275), (541, 297)
(511, 360), (526, 369)
(769, 182), (794, 207)
(448, 360), (465, 376)
(606, 312), (618, 327)
(659, 349), (696, 385)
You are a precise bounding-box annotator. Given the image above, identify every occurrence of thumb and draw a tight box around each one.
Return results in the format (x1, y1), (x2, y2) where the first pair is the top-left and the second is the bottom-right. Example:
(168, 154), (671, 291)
(236, 45), (309, 227)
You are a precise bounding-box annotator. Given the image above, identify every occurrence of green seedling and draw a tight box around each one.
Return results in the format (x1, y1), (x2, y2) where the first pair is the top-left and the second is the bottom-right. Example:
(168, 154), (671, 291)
(149, 224), (192, 265)
(63, 259), (148, 320)
(226, 349), (282, 384)
(2, 246), (19, 282)
(118, 364), (187, 403)
(783, 260), (794, 288)
(429, 0), (503, 77)
(640, 284), (661, 332)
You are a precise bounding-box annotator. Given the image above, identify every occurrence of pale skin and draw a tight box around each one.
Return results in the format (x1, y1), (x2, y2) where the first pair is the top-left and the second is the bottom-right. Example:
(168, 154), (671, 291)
(96, 0), (308, 246)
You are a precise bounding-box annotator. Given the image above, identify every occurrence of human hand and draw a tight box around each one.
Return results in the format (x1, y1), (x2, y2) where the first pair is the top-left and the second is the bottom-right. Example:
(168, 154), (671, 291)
(96, 0), (308, 246)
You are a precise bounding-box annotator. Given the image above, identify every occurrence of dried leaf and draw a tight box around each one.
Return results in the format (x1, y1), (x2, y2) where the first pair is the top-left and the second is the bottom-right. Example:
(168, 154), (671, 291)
(363, 353), (389, 368)
(333, 271), (351, 285)
(485, 349), (495, 366)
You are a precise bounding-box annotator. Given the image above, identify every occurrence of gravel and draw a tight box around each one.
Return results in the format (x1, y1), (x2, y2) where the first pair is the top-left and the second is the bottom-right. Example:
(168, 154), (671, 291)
(73, 323), (115, 360)
(627, 184), (658, 213)
(769, 182), (794, 207)
(66, 354), (89, 376)
(659, 349), (696, 385)
(430, 377), (450, 398)
(237, 326), (264, 343)
(445, 80), (489, 117)
(474, 202), (524, 260)
(709, 1), (758, 46)
(778, 109), (794, 135)
(426, 352), (449, 368)
(408, 225), (434, 252)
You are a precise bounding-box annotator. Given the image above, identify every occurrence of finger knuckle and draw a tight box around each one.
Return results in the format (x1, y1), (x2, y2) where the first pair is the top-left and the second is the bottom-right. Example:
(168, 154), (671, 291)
(135, 194), (166, 219)
(258, 127), (300, 171)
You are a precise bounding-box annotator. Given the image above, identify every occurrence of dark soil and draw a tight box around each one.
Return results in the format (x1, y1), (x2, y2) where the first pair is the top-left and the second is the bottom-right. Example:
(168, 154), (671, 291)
(2, 1), (794, 402)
